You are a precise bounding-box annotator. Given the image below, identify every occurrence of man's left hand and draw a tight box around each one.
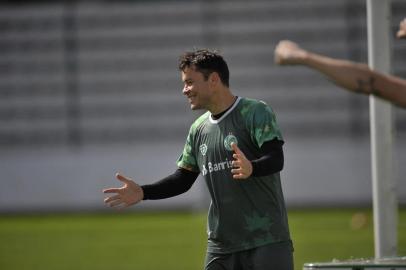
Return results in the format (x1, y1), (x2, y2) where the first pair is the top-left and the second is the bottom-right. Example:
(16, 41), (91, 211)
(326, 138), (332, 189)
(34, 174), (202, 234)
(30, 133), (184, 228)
(231, 143), (253, 180)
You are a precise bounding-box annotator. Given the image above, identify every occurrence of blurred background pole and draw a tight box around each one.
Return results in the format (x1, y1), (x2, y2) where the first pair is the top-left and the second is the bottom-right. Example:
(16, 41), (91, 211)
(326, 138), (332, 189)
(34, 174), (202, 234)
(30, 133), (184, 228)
(366, 0), (397, 258)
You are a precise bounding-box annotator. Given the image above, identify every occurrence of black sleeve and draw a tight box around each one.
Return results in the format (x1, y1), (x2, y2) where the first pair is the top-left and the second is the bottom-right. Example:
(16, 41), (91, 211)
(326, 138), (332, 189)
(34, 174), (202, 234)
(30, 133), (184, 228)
(141, 168), (199, 200)
(251, 138), (284, 177)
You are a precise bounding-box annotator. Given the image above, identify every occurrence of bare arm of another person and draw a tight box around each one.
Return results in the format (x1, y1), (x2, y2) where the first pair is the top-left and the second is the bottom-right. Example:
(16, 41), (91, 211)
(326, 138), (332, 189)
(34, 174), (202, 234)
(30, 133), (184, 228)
(397, 18), (406, 39)
(274, 40), (406, 108)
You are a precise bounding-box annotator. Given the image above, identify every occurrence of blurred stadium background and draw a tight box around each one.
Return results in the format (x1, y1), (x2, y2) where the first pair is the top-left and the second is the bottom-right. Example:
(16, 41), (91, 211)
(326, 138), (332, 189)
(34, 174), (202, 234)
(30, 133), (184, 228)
(1, 0), (405, 211)
(0, 0), (405, 269)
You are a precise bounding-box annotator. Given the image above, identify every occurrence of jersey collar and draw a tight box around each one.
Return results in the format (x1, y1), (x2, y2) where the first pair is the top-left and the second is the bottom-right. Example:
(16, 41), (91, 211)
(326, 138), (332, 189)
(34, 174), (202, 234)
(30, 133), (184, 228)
(209, 96), (241, 124)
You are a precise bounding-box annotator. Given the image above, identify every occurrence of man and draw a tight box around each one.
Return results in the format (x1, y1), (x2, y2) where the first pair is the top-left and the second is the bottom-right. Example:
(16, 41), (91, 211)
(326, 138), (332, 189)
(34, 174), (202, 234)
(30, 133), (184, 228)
(274, 18), (406, 108)
(103, 49), (293, 270)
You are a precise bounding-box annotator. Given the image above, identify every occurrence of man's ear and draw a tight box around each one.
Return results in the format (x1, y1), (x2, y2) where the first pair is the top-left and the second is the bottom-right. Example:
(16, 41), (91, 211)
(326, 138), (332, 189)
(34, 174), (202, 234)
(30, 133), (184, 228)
(209, 72), (220, 86)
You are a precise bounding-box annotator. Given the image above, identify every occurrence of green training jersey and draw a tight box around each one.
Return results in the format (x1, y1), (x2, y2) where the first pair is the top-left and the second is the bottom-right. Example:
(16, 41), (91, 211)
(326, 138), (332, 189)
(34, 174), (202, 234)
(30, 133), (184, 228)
(177, 97), (291, 254)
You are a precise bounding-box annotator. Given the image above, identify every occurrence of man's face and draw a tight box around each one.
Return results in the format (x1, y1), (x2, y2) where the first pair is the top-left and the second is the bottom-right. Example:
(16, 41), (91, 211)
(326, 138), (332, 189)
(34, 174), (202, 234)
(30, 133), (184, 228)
(181, 66), (213, 110)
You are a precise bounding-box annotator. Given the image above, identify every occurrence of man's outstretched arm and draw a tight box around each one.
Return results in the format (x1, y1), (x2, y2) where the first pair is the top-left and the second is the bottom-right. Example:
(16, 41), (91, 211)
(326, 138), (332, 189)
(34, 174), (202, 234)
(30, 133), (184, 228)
(274, 40), (406, 108)
(141, 168), (199, 200)
(103, 169), (199, 208)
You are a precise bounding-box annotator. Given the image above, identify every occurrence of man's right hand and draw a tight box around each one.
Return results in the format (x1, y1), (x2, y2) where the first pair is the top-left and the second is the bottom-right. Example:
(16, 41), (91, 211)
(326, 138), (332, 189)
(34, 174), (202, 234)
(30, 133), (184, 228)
(103, 173), (144, 209)
(274, 40), (308, 65)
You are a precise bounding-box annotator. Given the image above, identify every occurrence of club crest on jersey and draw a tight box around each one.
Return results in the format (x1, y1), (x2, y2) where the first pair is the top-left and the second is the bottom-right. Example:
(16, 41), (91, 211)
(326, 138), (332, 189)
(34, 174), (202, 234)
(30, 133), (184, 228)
(199, 144), (208, 156)
(224, 133), (238, 151)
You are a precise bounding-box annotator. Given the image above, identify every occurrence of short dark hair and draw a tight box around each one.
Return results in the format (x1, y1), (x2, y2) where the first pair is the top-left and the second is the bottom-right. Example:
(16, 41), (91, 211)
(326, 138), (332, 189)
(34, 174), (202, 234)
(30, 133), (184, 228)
(178, 49), (230, 87)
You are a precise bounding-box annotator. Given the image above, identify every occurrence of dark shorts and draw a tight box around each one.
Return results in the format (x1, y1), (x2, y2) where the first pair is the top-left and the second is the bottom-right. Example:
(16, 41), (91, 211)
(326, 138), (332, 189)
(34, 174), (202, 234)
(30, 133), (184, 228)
(204, 241), (294, 270)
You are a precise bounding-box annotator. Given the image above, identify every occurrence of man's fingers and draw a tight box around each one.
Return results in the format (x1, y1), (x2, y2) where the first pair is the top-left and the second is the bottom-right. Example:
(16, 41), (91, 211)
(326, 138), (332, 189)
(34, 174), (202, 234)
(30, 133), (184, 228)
(274, 42), (284, 64)
(232, 160), (241, 168)
(102, 173), (131, 194)
(107, 198), (122, 207)
(231, 143), (241, 154)
(104, 195), (120, 204)
(116, 173), (132, 183)
(103, 188), (121, 194)
(233, 173), (245, 180)
(109, 199), (126, 208)
(102, 173), (138, 208)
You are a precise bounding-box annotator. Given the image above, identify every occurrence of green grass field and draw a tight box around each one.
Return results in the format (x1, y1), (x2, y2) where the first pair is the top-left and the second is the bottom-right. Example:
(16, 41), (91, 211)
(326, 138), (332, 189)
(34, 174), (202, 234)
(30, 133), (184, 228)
(0, 208), (405, 270)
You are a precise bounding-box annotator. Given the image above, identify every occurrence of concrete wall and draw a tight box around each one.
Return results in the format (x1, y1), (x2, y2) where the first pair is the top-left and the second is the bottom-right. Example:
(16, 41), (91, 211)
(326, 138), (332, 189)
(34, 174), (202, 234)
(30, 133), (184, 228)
(1, 135), (405, 212)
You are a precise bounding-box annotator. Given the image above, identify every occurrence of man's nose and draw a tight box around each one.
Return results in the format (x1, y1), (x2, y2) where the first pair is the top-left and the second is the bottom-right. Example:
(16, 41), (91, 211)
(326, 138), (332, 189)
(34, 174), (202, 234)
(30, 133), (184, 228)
(183, 86), (190, 95)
